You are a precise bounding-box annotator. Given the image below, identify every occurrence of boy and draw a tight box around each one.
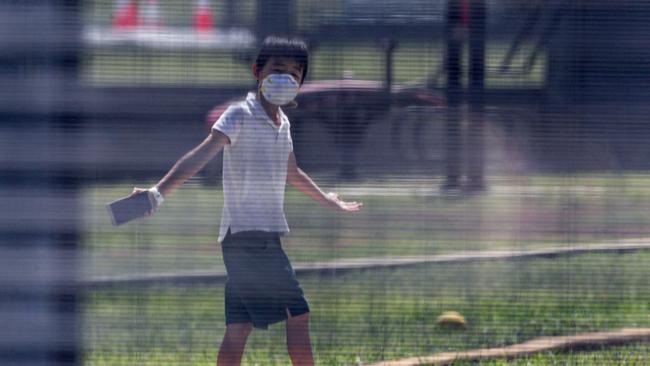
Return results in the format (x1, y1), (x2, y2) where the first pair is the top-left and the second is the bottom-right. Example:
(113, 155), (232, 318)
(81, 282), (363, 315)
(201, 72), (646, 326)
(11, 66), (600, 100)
(132, 36), (363, 366)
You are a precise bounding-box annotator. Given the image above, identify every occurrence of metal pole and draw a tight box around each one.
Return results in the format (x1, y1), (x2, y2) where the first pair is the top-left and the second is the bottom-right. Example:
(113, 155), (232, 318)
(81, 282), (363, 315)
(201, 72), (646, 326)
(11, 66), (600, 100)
(443, 0), (463, 191)
(257, 0), (296, 38)
(382, 38), (398, 96)
(467, 0), (486, 192)
(225, 0), (238, 27)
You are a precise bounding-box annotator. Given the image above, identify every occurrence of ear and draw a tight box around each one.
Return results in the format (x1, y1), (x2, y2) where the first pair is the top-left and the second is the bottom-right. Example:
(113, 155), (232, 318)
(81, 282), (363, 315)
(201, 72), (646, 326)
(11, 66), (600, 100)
(252, 63), (259, 80)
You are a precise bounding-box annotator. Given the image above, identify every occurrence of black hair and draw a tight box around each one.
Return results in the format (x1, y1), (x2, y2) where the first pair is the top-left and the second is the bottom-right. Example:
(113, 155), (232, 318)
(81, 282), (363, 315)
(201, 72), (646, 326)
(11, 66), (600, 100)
(254, 36), (309, 84)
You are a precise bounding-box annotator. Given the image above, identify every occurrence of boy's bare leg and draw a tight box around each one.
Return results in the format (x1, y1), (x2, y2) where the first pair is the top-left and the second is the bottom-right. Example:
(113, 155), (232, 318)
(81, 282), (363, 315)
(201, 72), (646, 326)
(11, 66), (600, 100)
(286, 312), (314, 366)
(217, 323), (253, 366)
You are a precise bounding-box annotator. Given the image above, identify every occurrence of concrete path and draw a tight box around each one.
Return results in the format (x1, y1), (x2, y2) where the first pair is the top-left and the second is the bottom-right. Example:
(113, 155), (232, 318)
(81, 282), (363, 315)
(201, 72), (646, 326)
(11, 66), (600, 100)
(82, 239), (650, 289)
(365, 328), (650, 366)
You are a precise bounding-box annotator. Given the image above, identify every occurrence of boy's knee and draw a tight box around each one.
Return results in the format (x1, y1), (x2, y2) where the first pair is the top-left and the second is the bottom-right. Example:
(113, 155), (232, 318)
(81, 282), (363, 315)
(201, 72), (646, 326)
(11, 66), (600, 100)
(287, 311), (310, 327)
(225, 322), (253, 341)
(290, 311), (309, 320)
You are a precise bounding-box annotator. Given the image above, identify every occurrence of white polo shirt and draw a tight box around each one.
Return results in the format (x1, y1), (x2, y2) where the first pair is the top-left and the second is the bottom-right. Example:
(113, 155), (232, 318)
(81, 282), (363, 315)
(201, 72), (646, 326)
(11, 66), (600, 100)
(212, 92), (294, 242)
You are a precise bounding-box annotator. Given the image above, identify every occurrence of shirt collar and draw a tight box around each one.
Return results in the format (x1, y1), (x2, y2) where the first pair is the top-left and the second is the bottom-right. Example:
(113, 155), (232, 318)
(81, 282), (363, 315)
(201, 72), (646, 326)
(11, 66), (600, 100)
(246, 91), (287, 130)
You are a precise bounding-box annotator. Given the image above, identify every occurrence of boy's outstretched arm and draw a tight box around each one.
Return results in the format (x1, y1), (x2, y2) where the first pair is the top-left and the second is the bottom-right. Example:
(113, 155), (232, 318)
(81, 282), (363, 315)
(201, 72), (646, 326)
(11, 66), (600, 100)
(286, 152), (363, 212)
(132, 130), (229, 206)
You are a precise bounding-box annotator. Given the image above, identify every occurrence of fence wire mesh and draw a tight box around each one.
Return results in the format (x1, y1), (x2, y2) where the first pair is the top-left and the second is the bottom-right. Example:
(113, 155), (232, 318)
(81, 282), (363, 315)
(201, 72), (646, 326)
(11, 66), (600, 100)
(2, 1), (650, 365)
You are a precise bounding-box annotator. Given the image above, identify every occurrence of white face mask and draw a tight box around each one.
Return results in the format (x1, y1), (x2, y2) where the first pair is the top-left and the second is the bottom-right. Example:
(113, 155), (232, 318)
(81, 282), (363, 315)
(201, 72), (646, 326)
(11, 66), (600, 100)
(260, 74), (299, 106)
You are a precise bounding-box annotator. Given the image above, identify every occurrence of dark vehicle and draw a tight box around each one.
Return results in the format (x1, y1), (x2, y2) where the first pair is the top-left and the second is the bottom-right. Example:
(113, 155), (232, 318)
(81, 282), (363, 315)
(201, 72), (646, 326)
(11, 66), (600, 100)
(204, 79), (444, 181)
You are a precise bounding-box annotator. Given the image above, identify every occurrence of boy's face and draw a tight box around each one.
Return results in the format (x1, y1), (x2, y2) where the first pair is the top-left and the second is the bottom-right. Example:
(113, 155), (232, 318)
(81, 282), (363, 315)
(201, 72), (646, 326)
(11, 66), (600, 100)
(254, 57), (304, 86)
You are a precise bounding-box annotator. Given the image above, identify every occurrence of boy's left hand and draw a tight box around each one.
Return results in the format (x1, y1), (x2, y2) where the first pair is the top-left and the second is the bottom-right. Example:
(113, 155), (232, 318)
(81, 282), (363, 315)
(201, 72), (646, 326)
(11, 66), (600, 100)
(324, 192), (363, 212)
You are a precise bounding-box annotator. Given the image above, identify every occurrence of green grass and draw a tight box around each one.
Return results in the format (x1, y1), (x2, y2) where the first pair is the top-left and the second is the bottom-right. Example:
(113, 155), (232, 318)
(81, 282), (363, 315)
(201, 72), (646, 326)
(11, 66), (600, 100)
(83, 173), (650, 278)
(82, 173), (650, 365)
(82, 251), (650, 365)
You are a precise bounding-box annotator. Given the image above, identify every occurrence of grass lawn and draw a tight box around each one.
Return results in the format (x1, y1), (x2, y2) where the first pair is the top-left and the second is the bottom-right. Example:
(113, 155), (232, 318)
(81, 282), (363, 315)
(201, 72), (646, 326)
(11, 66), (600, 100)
(82, 251), (650, 365)
(83, 173), (650, 278)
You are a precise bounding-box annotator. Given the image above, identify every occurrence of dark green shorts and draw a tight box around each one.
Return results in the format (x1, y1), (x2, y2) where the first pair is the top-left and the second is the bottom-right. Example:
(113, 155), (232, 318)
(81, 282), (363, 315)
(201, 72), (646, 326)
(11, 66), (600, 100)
(221, 230), (310, 329)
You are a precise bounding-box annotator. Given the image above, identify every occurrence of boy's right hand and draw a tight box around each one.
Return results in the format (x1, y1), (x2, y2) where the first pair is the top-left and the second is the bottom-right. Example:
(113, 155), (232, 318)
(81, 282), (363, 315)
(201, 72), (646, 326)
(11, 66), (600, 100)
(131, 187), (158, 217)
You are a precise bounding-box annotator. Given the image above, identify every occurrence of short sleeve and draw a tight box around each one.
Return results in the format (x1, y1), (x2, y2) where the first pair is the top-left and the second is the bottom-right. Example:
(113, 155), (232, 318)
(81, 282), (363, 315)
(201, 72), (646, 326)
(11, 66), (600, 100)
(212, 105), (243, 145)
